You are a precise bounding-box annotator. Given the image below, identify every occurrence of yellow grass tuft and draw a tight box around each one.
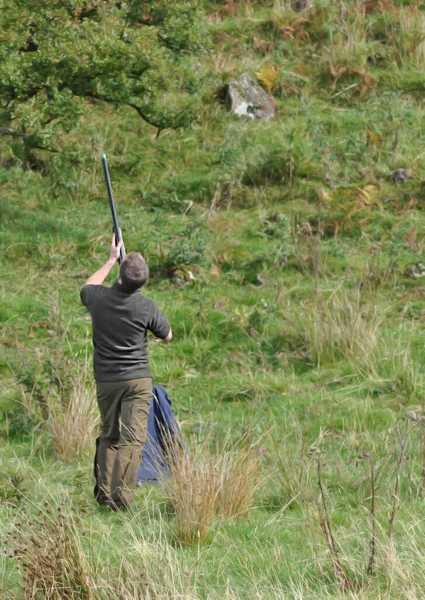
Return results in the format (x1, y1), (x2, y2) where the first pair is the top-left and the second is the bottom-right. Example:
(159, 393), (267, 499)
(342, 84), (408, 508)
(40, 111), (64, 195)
(161, 433), (264, 543)
(46, 358), (98, 461)
(10, 503), (97, 600)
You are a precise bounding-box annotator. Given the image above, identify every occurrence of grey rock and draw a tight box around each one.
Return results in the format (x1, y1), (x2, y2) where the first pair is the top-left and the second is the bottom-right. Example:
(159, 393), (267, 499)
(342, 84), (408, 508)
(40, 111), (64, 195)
(171, 266), (196, 287)
(293, 0), (313, 11)
(391, 169), (411, 183)
(406, 263), (425, 279)
(225, 73), (275, 122)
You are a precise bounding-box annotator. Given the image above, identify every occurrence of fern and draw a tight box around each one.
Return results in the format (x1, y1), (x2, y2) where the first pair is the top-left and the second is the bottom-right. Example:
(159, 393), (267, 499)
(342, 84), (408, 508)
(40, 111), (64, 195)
(255, 63), (279, 93)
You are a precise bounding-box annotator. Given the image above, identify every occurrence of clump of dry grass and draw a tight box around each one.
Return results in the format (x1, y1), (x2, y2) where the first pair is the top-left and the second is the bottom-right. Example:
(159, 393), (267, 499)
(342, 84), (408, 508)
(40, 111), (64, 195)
(272, 430), (311, 508)
(163, 439), (218, 544)
(46, 360), (97, 460)
(285, 287), (387, 366)
(10, 503), (97, 600)
(161, 433), (264, 543)
(396, 5), (425, 65)
(357, 328), (424, 400)
(215, 437), (264, 520)
(11, 297), (98, 461)
(13, 353), (97, 461)
(328, 2), (368, 70)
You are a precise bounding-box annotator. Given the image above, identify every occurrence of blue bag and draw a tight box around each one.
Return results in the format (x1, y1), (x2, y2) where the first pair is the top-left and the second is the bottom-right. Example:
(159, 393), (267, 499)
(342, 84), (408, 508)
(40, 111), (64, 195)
(137, 385), (181, 483)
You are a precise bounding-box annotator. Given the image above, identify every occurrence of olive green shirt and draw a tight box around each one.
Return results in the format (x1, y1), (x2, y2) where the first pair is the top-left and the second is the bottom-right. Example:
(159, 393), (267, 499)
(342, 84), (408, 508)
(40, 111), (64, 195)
(80, 281), (170, 382)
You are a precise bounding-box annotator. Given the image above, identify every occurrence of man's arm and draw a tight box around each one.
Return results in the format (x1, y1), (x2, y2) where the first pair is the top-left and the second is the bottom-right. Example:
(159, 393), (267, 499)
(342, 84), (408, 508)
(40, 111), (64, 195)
(163, 329), (172, 342)
(83, 235), (123, 287)
(147, 300), (172, 343)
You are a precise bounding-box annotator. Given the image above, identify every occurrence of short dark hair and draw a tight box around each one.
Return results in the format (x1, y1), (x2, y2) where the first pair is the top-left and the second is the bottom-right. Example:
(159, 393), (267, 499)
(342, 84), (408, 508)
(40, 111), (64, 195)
(119, 253), (149, 292)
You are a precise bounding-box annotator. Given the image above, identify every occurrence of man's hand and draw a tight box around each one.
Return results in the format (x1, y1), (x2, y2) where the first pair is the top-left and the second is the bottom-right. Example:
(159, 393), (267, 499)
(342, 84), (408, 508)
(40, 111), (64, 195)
(109, 233), (124, 264)
(83, 234), (125, 287)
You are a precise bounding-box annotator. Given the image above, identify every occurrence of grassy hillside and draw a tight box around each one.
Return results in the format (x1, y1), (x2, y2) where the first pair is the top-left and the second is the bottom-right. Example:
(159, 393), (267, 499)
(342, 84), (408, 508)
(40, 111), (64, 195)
(2, 0), (425, 598)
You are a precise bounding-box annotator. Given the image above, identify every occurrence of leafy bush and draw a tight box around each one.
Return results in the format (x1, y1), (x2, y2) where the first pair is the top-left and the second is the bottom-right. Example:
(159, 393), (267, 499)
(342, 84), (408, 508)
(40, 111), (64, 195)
(162, 219), (210, 272)
(1, 401), (41, 438)
(0, 0), (206, 166)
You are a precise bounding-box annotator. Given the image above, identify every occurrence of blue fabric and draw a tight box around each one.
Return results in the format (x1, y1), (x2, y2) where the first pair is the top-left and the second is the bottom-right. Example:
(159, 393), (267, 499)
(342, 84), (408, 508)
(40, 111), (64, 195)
(137, 386), (181, 483)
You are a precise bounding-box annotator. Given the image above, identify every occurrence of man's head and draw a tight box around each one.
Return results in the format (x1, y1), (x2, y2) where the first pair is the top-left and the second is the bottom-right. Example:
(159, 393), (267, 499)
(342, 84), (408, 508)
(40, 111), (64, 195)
(119, 252), (149, 292)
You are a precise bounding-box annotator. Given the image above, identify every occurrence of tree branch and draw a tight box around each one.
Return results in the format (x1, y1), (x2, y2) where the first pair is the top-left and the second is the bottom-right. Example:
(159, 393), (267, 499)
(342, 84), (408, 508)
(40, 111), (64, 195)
(0, 127), (57, 152)
(0, 127), (16, 136)
(129, 103), (163, 136)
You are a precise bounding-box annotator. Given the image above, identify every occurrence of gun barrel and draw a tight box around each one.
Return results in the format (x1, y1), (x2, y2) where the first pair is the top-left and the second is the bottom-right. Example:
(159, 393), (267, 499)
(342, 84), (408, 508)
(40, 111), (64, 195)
(102, 154), (125, 263)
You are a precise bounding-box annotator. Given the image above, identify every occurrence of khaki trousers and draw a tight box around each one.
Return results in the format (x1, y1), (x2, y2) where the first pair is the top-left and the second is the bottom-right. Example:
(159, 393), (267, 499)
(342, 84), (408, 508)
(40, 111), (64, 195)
(94, 378), (152, 509)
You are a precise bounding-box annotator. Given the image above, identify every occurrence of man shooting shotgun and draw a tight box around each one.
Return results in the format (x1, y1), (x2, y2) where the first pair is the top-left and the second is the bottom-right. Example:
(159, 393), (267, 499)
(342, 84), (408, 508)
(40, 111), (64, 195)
(80, 156), (172, 511)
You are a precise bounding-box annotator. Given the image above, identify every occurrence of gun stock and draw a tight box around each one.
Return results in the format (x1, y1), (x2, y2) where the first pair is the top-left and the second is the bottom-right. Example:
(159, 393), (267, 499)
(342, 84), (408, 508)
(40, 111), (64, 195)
(101, 154), (125, 263)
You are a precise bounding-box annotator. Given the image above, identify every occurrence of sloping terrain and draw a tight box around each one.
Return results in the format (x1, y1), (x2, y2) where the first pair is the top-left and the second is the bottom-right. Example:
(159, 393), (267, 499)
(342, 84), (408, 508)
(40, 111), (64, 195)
(2, 1), (425, 597)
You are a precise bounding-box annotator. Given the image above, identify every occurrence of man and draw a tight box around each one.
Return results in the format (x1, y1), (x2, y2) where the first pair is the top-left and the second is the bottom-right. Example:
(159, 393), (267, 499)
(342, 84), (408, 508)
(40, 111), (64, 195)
(80, 235), (172, 510)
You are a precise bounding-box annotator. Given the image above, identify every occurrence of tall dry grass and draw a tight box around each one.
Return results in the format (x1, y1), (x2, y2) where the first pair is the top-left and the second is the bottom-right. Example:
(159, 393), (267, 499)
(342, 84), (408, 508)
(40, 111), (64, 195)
(14, 353), (97, 461)
(11, 297), (98, 460)
(396, 5), (425, 65)
(163, 439), (218, 543)
(10, 503), (98, 600)
(45, 358), (98, 460)
(4, 490), (195, 600)
(356, 327), (424, 400)
(328, 2), (368, 70)
(272, 431), (311, 509)
(284, 287), (387, 366)
(215, 436), (264, 519)
(330, 0), (425, 69)
(161, 433), (264, 543)
(6, 446), (425, 600)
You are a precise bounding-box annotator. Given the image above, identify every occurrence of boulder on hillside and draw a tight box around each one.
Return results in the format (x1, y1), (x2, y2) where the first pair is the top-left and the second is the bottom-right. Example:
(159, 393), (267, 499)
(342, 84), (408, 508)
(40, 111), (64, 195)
(224, 73), (275, 122)
(391, 169), (411, 183)
(293, 0), (313, 11)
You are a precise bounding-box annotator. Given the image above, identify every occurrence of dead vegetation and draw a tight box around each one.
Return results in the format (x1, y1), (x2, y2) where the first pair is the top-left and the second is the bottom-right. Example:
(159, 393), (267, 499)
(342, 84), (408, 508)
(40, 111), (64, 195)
(161, 433), (264, 543)
(11, 300), (98, 461)
(9, 503), (97, 600)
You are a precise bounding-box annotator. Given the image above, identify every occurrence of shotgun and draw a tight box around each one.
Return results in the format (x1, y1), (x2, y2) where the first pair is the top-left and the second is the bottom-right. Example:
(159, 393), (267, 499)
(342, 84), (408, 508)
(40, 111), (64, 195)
(101, 154), (126, 264)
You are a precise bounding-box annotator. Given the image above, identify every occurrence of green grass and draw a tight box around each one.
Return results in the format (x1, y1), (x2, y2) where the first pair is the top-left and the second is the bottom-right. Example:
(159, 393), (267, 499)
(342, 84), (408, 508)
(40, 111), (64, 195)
(3, 0), (425, 597)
